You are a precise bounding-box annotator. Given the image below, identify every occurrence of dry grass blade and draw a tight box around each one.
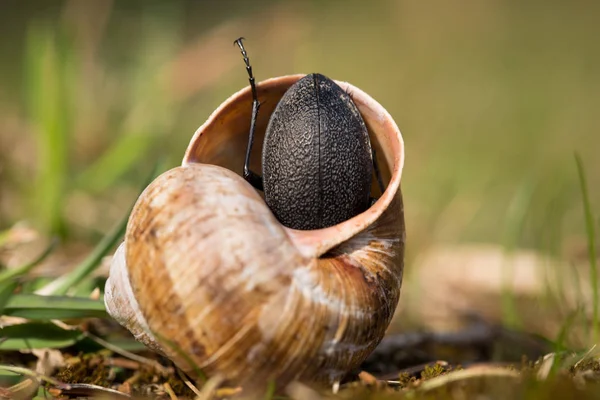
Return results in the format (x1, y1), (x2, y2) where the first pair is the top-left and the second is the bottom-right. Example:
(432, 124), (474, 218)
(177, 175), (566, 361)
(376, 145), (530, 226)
(214, 386), (243, 398)
(8, 377), (35, 392)
(418, 365), (520, 392)
(56, 383), (131, 398)
(8, 377), (39, 399)
(332, 381), (340, 394)
(0, 364), (71, 389)
(536, 353), (556, 380)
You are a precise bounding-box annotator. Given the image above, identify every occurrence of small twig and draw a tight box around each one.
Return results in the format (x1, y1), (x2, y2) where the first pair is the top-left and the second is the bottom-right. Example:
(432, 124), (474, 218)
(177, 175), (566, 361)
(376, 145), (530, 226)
(215, 386), (243, 398)
(107, 357), (142, 370)
(163, 381), (179, 400)
(177, 368), (203, 398)
(118, 371), (141, 395)
(358, 371), (378, 385)
(123, 371), (142, 386)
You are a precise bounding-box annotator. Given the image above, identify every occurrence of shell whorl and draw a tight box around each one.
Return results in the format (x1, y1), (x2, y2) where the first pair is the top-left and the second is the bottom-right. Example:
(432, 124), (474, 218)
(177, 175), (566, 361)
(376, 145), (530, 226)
(104, 75), (405, 390)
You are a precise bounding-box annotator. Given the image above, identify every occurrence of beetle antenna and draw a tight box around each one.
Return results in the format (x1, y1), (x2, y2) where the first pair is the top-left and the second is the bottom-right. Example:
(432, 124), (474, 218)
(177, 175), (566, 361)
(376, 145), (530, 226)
(234, 38), (259, 106)
(234, 37), (264, 191)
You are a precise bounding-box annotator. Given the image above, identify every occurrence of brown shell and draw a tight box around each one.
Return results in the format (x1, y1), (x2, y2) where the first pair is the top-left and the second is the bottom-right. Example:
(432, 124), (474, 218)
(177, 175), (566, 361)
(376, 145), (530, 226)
(105, 75), (405, 392)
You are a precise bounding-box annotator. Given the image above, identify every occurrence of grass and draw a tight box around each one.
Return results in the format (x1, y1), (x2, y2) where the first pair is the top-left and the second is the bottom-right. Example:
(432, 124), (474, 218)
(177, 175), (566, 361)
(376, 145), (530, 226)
(574, 153), (599, 344)
(500, 176), (537, 329)
(0, 0), (599, 398)
(25, 22), (71, 237)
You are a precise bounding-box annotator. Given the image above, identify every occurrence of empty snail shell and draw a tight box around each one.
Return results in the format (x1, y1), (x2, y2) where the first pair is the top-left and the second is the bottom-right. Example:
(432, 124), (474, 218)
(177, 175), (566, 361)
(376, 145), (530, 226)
(104, 75), (405, 391)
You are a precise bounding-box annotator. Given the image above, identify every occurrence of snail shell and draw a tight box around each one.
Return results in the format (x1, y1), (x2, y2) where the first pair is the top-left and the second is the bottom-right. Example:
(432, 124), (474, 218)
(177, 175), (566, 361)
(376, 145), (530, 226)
(104, 75), (405, 391)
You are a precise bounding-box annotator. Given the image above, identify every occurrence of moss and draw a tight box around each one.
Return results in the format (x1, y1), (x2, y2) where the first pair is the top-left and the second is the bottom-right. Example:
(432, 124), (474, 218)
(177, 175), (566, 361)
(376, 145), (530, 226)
(570, 358), (600, 375)
(55, 352), (112, 387)
(420, 364), (450, 381)
(53, 351), (197, 398)
(397, 372), (415, 388)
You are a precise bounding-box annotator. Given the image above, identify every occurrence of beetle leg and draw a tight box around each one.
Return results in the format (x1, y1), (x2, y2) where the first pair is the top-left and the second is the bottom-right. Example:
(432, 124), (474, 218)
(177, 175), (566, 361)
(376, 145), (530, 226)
(244, 97), (264, 191)
(234, 37), (264, 191)
(372, 146), (385, 195)
(368, 148), (385, 206)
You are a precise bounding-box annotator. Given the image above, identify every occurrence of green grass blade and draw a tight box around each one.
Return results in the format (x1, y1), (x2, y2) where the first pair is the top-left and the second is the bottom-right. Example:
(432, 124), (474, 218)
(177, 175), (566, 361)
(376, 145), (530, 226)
(0, 322), (84, 350)
(263, 380), (276, 400)
(0, 365), (70, 388)
(2, 294), (107, 320)
(25, 23), (71, 236)
(568, 260), (591, 338)
(501, 177), (536, 328)
(0, 281), (19, 315)
(550, 308), (580, 375)
(75, 132), (155, 193)
(157, 332), (207, 382)
(574, 153), (598, 344)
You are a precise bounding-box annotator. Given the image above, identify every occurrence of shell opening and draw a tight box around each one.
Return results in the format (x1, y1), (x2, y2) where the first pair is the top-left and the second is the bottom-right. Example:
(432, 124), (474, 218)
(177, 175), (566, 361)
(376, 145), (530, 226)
(183, 75), (404, 257)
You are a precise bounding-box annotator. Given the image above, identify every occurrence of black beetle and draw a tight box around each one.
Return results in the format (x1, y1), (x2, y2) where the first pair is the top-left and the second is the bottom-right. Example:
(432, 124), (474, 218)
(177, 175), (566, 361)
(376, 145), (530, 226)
(234, 38), (384, 230)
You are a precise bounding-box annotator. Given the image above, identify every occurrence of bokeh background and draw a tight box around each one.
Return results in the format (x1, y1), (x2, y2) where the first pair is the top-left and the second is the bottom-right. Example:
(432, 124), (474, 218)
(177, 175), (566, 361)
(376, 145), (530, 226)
(1, 0), (599, 345)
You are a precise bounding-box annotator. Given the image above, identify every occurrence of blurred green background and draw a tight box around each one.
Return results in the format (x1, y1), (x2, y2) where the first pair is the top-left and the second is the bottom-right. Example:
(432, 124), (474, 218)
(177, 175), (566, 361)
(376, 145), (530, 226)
(0, 0), (598, 268)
